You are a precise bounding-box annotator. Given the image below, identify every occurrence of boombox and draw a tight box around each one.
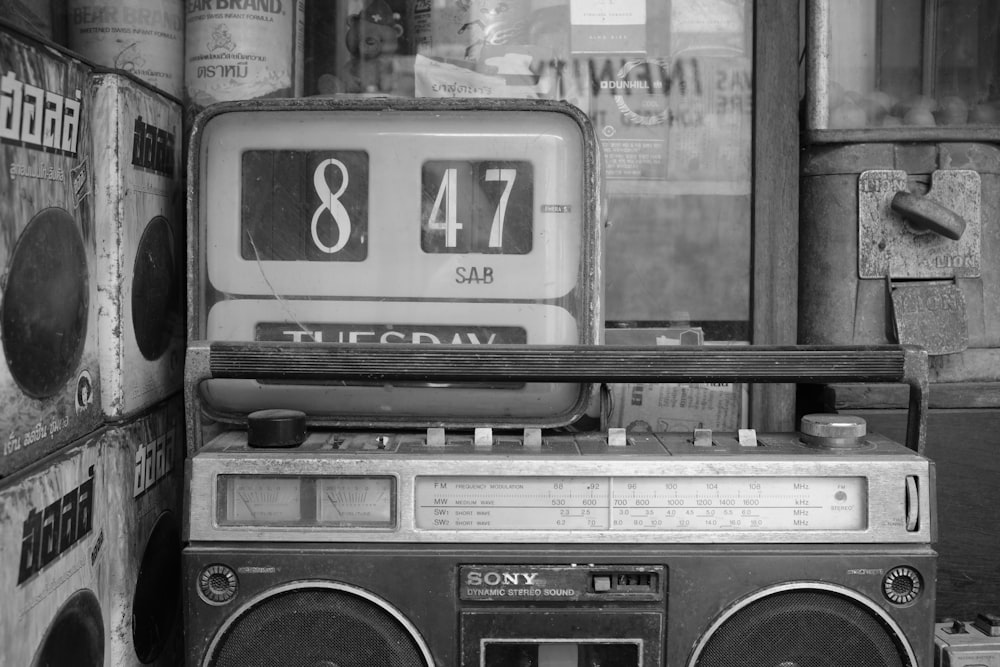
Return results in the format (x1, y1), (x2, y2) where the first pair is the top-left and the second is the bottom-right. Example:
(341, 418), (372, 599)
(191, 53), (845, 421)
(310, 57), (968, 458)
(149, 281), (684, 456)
(0, 23), (102, 476)
(183, 343), (937, 667)
(183, 100), (938, 666)
(91, 72), (185, 421)
(102, 394), (184, 666)
(0, 429), (109, 666)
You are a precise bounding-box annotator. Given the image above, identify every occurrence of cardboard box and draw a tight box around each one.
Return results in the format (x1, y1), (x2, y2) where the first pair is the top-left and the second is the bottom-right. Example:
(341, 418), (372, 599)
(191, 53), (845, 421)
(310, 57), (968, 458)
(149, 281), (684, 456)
(0, 25), (101, 476)
(101, 394), (184, 666)
(92, 72), (184, 421)
(0, 430), (110, 666)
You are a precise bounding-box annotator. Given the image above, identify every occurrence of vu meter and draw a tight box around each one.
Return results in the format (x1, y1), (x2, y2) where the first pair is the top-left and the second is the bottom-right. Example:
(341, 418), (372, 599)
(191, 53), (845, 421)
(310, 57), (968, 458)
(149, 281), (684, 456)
(189, 98), (602, 428)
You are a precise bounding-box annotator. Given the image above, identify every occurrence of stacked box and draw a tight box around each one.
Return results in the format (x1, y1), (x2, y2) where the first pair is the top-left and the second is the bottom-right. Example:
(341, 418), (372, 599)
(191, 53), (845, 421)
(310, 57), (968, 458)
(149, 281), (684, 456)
(0, 430), (110, 666)
(0, 24), (101, 477)
(92, 72), (185, 421)
(101, 394), (184, 666)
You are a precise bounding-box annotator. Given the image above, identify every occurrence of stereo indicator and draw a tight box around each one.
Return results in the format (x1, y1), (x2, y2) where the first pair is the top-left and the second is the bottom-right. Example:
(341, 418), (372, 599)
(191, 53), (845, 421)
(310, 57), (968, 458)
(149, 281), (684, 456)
(414, 476), (867, 531)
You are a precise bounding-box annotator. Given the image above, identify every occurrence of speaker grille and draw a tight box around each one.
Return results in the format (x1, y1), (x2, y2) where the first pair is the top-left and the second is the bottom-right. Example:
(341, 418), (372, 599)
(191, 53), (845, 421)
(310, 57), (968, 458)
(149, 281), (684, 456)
(692, 588), (912, 667)
(208, 585), (431, 667)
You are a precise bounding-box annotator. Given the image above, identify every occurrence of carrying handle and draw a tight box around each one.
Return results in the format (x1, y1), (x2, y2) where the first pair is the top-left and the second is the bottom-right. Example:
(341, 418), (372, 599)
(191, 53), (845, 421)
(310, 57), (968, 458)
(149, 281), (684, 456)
(891, 190), (967, 240)
(185, 343), (928, 454)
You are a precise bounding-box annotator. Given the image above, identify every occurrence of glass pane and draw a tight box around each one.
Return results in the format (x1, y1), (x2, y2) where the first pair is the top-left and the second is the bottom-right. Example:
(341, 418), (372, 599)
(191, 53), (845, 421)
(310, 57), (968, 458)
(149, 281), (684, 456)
(819, 0), (1000, 128)
(305, 0), (754, 340)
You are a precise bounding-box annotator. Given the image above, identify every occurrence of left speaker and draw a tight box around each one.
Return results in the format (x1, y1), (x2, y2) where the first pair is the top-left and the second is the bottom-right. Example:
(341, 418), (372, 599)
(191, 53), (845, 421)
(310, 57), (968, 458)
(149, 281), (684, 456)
(0, 430), (109, 666)
(102, 395), (185, 666)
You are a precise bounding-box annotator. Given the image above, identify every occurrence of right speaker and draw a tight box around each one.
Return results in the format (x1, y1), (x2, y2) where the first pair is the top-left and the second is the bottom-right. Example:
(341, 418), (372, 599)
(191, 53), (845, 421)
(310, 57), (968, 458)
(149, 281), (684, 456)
(690, 581), (931, 666)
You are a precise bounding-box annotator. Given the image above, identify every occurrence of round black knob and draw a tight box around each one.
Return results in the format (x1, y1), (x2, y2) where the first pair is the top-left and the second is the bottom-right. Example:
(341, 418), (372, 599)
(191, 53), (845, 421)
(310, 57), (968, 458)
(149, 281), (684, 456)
(247, 409), (307, 448)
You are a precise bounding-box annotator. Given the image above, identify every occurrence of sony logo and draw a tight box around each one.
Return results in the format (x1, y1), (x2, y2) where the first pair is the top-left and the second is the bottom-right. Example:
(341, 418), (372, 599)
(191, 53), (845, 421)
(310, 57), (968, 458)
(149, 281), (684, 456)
(466, 571), (540, 587)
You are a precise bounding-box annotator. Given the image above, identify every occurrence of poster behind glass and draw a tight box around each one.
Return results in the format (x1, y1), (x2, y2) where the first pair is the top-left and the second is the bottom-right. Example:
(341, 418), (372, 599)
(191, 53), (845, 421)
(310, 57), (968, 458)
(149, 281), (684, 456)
(305, 0), (753, 339)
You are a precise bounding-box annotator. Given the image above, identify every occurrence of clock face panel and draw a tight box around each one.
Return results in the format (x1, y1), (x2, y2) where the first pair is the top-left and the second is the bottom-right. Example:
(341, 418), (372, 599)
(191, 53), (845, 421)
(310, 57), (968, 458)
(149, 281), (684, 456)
(191, 99), (601, 427)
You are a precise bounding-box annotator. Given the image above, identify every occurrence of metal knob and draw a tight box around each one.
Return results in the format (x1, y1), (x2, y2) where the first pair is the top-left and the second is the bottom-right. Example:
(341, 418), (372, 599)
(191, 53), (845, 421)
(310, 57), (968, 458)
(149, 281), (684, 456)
(891, 191), (967, 240)
(800, 414), (867, 449)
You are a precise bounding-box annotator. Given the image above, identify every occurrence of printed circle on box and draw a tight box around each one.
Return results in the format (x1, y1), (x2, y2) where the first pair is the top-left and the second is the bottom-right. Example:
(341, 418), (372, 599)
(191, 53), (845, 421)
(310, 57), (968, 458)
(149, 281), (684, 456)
(29, 589), (105, 667)
(131, 511), (181, 663)
(131, 215), (178, 361)
(1, 207), (89, 398)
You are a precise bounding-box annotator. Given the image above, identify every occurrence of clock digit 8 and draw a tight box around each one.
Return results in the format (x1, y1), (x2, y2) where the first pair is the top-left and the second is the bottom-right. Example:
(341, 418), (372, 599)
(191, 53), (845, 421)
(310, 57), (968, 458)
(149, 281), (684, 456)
(189, 98), (602, 428)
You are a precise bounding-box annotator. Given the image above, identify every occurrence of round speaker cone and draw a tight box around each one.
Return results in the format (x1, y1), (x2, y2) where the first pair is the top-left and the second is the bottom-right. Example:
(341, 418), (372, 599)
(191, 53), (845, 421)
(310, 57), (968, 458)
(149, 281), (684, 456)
(31, 589), (105, 667)
(692, 587), (913, 667)
(131, 216), (178, 361)
(209, 585), (432, 667)
(2, 208), (89, 398)
(132, 511), (181, 663)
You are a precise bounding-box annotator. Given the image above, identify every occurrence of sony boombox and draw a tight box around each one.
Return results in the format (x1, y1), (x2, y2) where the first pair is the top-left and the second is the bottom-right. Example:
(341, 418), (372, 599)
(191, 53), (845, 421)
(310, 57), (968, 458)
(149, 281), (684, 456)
(183, 100), (938, 666)
(182, 342), (937, 667)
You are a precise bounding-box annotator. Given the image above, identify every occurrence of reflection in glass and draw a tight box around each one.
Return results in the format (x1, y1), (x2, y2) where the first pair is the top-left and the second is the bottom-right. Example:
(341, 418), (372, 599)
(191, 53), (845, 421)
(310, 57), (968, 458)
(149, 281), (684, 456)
(819, 0), (1000, 128)
(305, 0), (755, 336)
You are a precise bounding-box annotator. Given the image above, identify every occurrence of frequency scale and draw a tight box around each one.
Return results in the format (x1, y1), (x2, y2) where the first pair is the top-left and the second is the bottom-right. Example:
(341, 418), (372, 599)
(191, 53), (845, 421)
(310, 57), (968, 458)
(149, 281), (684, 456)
(188, 98), (602, 430)
(187, 414), (932, 545)
(220, 473), (865, 533)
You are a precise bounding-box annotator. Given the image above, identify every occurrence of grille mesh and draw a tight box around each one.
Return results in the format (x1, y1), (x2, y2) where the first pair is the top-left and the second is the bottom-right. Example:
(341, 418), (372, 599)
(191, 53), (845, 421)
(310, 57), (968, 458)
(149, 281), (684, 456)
(694, 590), (909, 667)
(209, 587), (429, 667)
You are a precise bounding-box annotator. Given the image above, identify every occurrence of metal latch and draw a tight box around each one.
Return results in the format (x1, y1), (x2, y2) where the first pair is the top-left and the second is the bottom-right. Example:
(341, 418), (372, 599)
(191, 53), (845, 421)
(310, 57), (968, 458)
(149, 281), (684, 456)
(859, 169), (980, 355)
(888, 276), (968, 356)
(859, 169), (981, 280)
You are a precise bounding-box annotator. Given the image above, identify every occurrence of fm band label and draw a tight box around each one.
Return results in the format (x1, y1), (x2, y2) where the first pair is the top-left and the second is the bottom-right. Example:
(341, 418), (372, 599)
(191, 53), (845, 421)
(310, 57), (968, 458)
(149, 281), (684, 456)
(0, 71), (82, 156)
(18, 467), (95, 584)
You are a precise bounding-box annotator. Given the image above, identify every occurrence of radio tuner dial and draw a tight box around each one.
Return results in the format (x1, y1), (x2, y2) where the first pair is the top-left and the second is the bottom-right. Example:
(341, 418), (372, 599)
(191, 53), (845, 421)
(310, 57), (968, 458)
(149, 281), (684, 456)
(247, 409), (307, 448)
(800, 414), (867, 449)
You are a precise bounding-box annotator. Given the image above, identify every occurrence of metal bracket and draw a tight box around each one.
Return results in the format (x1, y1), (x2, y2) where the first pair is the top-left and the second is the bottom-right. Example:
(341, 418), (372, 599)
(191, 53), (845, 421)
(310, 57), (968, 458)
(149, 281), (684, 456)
(859, 169), (981, 280)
